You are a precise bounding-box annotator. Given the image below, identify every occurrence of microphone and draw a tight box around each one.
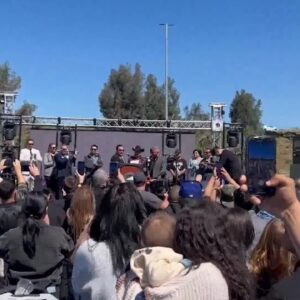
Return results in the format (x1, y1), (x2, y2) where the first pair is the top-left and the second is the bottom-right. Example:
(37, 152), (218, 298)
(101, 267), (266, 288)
(160, 171), (167, 178)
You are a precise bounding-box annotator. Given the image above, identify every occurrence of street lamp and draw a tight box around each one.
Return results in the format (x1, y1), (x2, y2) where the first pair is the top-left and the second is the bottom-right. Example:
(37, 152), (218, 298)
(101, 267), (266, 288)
(160, 23), (173, 121)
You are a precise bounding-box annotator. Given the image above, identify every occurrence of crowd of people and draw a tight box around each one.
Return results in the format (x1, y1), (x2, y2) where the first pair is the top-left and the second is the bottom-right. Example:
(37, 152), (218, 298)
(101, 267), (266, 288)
(0, 138), (299, 299)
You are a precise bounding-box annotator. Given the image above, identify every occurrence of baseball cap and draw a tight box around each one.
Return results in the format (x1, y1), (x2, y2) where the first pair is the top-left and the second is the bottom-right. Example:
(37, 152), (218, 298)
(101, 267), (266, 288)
(179, 181), (203, 200)
(133, 172), (146, 185)
(220, 184), (235, 202)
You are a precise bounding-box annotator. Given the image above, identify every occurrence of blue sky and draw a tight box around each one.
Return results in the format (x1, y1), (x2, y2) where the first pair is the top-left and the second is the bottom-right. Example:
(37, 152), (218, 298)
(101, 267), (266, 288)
(1, 0), (300, 128)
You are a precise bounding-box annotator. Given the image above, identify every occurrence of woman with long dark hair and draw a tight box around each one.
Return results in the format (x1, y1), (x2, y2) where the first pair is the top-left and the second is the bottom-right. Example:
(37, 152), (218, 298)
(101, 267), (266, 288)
(188, 149), (202, 180)
(175, 202), (254, 300)
(0, 191), (74, 291)
(223, 207), (255, 254)
(72, 182), (146, 300)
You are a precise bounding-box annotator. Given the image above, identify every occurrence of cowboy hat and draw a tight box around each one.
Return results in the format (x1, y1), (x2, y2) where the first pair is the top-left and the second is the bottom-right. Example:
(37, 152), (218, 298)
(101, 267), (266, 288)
(132, 145), (144, 153)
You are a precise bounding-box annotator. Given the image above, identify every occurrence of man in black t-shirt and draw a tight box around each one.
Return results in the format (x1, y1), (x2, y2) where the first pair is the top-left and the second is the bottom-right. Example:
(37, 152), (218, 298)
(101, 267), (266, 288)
(212, 146), (242, 182)
(169, 149), (187, 185)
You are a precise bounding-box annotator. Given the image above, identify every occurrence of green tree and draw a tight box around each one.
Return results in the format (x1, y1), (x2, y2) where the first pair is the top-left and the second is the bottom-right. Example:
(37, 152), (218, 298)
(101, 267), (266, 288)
(145, 76), (181, 120)
(99, 64), (144, 119)
(16, 101), (37, 116)
(130, 64), (144, 118)
(0, 62), (21, 92)
(229, 90), (263, 136)
(16, 101), (37, 147)
(163, 78), (180, 120)
(183, 102), (211, 151)
(99, 64), (182, 120)
(183, 103), (209, 120)
(144, 74), (165, 120)
(196, 132), (214, 152)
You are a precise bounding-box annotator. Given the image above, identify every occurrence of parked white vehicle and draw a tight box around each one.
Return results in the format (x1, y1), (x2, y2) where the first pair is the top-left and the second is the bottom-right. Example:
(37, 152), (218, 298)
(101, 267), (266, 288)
(263, 125), (278, 132)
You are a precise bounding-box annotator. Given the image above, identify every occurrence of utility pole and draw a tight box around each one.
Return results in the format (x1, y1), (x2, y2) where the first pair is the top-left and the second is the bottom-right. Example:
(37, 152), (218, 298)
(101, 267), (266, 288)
(160, 23), (173, 121)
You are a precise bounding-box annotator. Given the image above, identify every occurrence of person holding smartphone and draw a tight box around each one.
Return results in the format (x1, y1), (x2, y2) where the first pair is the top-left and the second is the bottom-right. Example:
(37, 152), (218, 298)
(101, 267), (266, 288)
(244, 174), (300, 299)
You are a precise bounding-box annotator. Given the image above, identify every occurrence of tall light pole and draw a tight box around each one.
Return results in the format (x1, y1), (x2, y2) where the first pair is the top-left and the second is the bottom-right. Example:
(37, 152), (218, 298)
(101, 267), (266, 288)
(160, 23), (173, 121)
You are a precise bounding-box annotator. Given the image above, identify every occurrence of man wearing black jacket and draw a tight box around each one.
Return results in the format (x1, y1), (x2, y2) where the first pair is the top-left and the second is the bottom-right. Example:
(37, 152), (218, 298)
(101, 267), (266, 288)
(110, 144), (125, 164)
(54, 144), (76, 199)
(212, 146), (242, 182)
(84, 144), (103, 178)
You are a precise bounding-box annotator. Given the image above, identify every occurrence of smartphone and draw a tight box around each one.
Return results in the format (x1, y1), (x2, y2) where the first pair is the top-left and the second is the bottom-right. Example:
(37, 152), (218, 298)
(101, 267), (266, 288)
(216, 161), (223, 178)
(109, 162), (119, 178)
(246, 137), (276, 196)
(77, 161), (85, 175)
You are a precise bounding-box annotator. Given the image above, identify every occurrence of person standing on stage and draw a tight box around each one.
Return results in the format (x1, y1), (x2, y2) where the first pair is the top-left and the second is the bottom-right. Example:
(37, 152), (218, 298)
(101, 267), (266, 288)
(84, 144), (103, 177)
(212, 146), (242, 182)
(197, 148), (215, 181)
(128, 145), (145, 165)
(188, 149), (202, 180)
(110, 144), (125, 164)
(20, 138), (42, 166)
(20, 139), (42, 188)
(169, 149), (187, 184)
(54, 144), (76, 199)
(43, 143), (56, 190)
(148, 146), (167, 179)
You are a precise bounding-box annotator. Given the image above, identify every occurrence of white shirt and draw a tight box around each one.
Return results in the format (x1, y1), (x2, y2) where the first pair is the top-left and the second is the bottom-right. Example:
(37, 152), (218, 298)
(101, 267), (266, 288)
(20, 148), (42, 162)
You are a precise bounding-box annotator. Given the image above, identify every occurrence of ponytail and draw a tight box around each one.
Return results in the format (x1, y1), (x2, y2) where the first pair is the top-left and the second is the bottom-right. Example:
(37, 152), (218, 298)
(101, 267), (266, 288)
(22, 217), (40, 258)
(22, 191), (48, 258)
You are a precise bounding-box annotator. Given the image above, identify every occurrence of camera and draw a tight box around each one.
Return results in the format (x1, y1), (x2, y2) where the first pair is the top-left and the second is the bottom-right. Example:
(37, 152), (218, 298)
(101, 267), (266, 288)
(1, 146), (16, 181)
(166, 155), (176, 171)
(2, 146), (15, 170)
(150, 179), (169, 199)
(198, 160), (215, 175)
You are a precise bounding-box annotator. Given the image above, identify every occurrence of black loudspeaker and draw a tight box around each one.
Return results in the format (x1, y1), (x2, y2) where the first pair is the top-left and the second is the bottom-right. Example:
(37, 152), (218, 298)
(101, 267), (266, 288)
(293, 138), (300, 164)
(60, 130), (72, 145)
(3, 121), (16, 141)
(166, 133), (177, 148)
(227, 130), (239, 148)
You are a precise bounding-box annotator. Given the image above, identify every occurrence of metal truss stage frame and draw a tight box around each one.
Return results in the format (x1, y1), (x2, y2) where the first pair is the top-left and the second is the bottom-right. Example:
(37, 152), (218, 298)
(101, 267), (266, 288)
(18, 116), (212, 131)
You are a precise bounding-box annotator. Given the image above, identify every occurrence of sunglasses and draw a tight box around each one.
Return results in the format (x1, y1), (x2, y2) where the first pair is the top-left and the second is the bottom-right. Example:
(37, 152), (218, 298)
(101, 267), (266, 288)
(28, 143), (34, 146)
(91, 148), (97, 151)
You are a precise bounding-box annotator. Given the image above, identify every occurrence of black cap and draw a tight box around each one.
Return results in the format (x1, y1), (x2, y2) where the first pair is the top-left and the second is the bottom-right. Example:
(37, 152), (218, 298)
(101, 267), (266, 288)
(133, 172), (146, 185)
